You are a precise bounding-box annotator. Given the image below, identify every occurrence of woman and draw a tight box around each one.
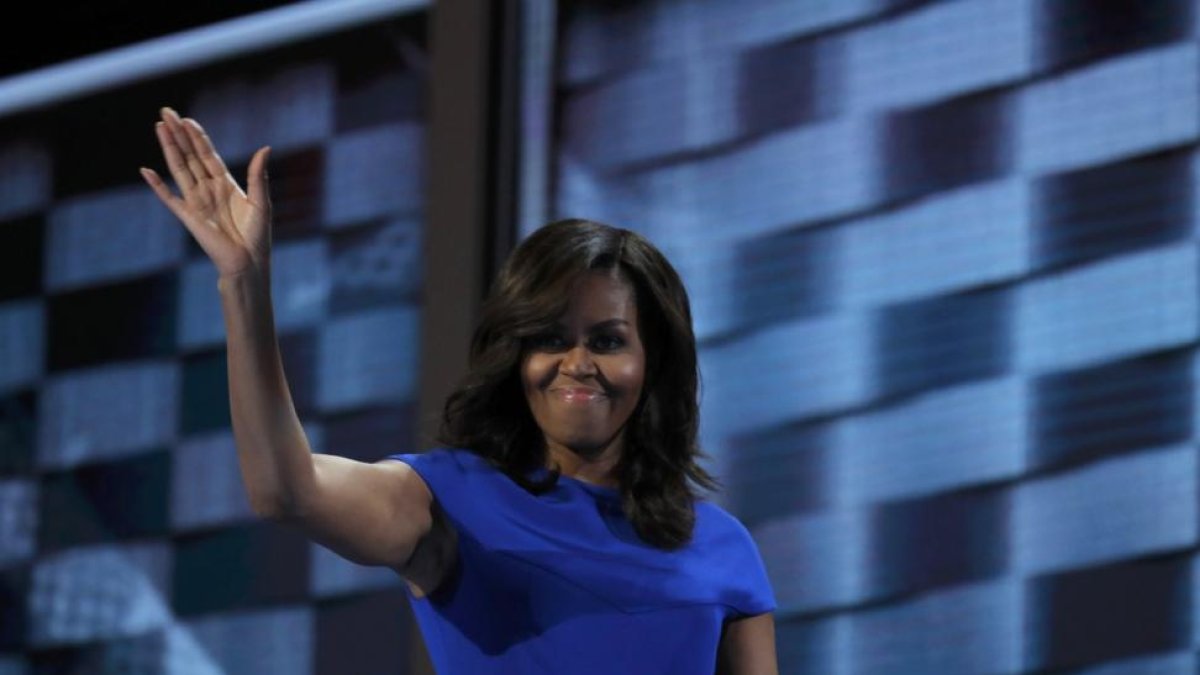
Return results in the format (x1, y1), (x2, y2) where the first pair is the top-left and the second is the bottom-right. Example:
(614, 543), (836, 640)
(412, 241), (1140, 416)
(142, 106), (778, 673)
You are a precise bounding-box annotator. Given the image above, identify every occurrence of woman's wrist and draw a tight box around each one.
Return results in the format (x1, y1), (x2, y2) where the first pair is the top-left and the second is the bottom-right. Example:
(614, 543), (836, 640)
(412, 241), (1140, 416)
(217, 260), (271, 294)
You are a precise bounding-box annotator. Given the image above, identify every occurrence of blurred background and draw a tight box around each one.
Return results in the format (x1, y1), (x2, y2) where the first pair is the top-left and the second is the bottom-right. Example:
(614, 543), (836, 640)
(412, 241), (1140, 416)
(1, 0), (1197, 673)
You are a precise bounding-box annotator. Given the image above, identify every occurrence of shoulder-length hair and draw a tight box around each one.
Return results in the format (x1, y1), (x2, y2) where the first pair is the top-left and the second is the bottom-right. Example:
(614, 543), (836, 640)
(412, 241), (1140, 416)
(437, 217), (720, 550)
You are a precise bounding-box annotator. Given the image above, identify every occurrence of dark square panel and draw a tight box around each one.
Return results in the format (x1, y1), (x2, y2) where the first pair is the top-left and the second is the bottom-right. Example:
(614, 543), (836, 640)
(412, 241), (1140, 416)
(316, 589), (415, 675)
(321, 403), (418, 463)
(1026, 554), (1190, 670)
(731, 225), (836, 333)
(0, 389), (36, 476)
(738, 38), (833, 138)
(264, 147), (325, 242)
(883, 90), (1013, 203)
(875, 285), (1012, 398)
(1034, 151), (1191, 272)
(1030, 350), (1192, 471)
(45, 272), (177, 373)
(28, 646), (89, 674)
(1036, 0), (1193, 73)
(0, 213), (44, 301)
(0, 563), (29, 650)
(558, 1), (659, 86)
(726, 421), (835, 529)
(38, 451), (170, 553)
(172, 520), (310, 617)
(180, 348), (230, 436)
(29, 630), (170, 674)
(867, 486), (1009, 598)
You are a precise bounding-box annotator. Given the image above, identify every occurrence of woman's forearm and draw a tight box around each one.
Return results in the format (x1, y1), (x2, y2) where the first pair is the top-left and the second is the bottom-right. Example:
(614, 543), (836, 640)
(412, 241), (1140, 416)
(218, 267), (316, 519)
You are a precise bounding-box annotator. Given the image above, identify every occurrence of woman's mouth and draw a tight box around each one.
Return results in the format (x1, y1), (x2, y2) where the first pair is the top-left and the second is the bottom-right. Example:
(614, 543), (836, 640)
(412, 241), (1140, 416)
(550, 387), (607, 404)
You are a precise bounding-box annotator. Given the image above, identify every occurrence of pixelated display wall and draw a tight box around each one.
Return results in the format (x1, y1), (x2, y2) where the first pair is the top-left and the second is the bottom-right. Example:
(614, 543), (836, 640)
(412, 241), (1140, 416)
(0, 12), (429, 674)
(552, 1), (1200, 672)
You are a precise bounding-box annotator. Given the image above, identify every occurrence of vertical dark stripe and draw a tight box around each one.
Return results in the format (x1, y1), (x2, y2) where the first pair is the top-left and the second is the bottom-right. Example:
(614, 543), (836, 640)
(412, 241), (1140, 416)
(417, 2), (506, 673)
(422, 0), (496, 444)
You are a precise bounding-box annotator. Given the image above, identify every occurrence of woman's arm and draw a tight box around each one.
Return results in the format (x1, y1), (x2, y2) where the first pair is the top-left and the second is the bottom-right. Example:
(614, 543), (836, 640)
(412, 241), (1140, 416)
(144, 107), (435, 571)
(716, 612), (778, 675)
(218, 270), (433, 569)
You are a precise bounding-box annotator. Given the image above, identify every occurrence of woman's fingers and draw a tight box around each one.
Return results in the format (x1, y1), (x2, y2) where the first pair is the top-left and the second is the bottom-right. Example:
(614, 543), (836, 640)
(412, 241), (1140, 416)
(139, 167), (185, 218)
(182, 117), (233, 187)
(160, 107), (212, 186)
(140, 166), (229, 256)
(155, 120), (197, 193)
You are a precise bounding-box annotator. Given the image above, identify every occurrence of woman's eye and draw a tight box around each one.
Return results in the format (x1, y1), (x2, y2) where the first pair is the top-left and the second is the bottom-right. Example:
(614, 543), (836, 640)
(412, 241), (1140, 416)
(593, 335), (624, 350)
(528, 334), (623, 351)
(530, 334), (565, 349)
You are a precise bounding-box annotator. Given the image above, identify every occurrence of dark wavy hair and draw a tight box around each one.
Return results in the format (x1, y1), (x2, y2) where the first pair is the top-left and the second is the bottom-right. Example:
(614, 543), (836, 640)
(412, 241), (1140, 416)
(437, 218), (720, 550)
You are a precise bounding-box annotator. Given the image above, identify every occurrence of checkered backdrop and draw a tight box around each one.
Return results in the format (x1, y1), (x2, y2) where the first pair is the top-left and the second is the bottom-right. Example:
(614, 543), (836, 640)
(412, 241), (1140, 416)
(0, 11), (429, 675)
(6, 1), (1200, 673)
(550, 0), (1200, 673)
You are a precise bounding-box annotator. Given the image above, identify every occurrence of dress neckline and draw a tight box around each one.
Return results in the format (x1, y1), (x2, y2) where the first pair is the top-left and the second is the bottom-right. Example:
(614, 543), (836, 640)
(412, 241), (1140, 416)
(528, 466), (621, 501)
(558, 472), (621, 498)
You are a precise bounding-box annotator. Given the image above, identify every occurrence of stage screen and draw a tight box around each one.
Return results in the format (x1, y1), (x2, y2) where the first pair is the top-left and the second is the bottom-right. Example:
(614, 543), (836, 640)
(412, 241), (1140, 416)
(547, 1), (1200, 672)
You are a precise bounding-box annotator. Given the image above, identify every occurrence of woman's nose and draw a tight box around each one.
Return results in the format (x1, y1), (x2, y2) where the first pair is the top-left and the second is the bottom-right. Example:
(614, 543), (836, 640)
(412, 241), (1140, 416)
(560, 345), (596, 376)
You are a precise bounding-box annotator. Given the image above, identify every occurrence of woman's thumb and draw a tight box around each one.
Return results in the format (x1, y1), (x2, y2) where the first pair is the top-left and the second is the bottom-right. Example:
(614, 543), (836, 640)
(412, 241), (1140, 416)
(247, 146), (272, 207)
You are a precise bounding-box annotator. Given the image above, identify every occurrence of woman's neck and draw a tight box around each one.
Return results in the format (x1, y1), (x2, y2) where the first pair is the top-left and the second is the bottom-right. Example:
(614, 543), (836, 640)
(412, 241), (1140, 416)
(545, 440), (622, 488)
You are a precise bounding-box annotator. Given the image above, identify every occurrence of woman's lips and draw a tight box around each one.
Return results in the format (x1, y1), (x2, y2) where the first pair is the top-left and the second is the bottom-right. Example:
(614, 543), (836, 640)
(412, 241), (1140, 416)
(550, 387), (607, 403)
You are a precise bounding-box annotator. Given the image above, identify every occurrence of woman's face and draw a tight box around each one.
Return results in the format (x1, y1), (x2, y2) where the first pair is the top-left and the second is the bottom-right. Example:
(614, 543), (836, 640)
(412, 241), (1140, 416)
(521, 269), (646, 462)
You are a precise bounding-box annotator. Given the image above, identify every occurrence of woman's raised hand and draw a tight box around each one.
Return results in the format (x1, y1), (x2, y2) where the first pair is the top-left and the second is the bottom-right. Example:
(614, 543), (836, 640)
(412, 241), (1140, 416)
(141, 107), (273, 281)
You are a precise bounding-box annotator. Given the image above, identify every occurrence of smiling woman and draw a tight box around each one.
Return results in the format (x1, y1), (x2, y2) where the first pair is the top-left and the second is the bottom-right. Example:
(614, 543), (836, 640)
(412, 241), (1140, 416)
(439, 218), (716, 548)
(403, 218), (779, 672)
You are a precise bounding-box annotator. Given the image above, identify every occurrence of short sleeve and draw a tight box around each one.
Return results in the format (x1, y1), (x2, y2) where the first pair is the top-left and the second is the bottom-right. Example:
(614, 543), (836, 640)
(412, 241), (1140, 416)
(384, 448), (479, 521)
(386, 448), (460, 493)
(382, 448), (508, 540)
(728, 523), (776, 619)
(699, 503), (777, 620)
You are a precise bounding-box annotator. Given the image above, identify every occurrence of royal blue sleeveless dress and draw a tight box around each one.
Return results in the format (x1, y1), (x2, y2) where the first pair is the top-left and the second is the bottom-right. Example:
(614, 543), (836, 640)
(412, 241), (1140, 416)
(386, 448), (776, 674)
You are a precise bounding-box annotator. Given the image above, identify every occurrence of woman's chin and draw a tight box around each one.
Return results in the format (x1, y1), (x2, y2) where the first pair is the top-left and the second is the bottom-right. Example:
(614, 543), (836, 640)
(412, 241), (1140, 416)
(548, 436), (616, 457)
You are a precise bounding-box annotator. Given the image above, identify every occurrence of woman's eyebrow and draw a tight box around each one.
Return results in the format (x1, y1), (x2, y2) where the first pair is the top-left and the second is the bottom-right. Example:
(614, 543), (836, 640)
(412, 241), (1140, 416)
(550, 319), (630, 330)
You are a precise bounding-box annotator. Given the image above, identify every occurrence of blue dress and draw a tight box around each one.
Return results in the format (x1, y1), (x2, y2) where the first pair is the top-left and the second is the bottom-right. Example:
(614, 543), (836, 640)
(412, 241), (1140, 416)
(387, 448), (776, 674)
